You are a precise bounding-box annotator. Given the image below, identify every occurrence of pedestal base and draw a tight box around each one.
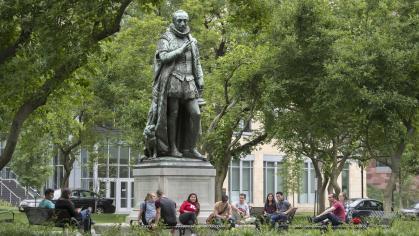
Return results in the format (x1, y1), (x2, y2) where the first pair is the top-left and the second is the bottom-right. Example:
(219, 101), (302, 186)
(130, 157), (215, 223)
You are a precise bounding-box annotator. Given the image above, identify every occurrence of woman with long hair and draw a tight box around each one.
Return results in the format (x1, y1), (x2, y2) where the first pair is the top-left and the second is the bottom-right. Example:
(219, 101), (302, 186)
(179, 193), (200, 225)
(262, 193), (277, 224)
(138, 192), (157, 225)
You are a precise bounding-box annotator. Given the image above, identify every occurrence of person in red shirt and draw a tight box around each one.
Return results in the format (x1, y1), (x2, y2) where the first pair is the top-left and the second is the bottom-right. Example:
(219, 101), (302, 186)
(309, 193), (346, 226)
(179, 193), (200, 225)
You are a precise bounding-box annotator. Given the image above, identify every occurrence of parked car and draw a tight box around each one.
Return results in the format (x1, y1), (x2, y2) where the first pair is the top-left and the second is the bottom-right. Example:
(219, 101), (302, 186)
(19, 189), (115, 214)
(400, 202), (419, 219)
(345, 198), (384, 221)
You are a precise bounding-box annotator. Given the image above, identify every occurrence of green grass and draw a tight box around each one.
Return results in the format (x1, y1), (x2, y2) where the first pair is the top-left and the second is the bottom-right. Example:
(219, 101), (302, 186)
(1, 209), (418, 235)
(91, 213), (128, 223)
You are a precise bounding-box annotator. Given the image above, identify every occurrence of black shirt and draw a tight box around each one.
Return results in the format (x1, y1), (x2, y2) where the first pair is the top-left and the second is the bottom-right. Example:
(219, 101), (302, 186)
(155, 197), (177, 225)
(55, 198), (78, 218)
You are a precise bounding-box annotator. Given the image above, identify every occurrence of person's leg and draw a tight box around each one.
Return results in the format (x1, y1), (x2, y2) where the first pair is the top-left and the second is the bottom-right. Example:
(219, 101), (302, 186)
(313, 213), (330, 223)
(278, 213), (288, 223)
(184, 99), (203, 158)
(270, 214), (281, 226)
(79, 209), (91, 231)
(179, 212), (196, 225)
(326, 213), (342, 226)
(167, 98), (181, 156)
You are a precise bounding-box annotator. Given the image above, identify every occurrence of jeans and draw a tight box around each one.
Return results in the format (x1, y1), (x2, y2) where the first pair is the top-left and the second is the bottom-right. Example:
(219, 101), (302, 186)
(78, 209), (91, 232)
(270, 212), (288, 226)
(179, 212), (197, 225)
(313, 213), (342, 226)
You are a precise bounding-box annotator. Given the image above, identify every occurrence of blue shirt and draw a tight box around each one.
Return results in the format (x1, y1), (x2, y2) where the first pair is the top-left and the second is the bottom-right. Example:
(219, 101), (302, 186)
(276, 200), (290, 213)
(39, 199), (55, 209)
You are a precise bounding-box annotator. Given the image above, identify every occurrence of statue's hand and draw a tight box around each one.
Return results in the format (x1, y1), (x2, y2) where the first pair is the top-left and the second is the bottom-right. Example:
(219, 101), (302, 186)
(179, 41), (192, 53)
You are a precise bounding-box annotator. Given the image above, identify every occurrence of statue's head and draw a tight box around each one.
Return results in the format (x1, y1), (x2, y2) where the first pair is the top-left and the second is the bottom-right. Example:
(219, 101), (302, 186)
(172, 10), (189, 32)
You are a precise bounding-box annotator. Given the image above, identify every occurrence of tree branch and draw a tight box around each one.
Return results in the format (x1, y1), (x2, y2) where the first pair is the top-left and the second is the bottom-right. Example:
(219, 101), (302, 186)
(207, 98), (237, 133)
(0, 20), (32, 65)
(231, 132), (268, 156)
(93, 0), (132, 41)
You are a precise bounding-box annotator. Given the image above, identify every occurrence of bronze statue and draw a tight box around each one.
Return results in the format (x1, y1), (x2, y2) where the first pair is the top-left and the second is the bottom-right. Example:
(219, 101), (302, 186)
(144, 10), (204, 160)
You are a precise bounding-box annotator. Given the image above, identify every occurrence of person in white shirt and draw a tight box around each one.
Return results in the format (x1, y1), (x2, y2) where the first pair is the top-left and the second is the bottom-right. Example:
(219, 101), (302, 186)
(231, 193), (256, 224)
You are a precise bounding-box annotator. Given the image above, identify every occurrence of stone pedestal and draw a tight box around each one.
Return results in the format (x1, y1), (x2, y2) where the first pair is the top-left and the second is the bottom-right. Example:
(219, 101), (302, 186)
(131, 157), (215, 223)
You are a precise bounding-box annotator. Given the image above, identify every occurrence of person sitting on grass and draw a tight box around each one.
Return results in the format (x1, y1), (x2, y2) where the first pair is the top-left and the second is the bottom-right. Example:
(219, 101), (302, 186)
(138, 192), (157, 226)
(207, 194), (235, 227)
(39, 188), (55, 209)
(308, 193), (346, 226)
(154, 189), (177, 235)
(179, 193), (200, 225)
(231, 193), (256, 224)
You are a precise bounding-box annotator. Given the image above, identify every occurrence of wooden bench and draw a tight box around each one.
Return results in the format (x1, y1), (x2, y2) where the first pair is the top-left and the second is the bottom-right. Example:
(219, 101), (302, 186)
(23, 207), (81, 229)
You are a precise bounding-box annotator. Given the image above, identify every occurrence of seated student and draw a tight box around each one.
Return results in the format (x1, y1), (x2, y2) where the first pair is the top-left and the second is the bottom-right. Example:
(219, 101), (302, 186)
(138, 192), (157, 225)
(179, 193), (200, 225)
(55, 188), (92, 232)
(231, 193), (256, 224)
(309, 193), (346, 226)
(270, 192), (292, 226)
(154, 190), (177, 235)
(207, 195), (235, 227)
(39, 188), (55, 209)
(262, 193), (277, 223)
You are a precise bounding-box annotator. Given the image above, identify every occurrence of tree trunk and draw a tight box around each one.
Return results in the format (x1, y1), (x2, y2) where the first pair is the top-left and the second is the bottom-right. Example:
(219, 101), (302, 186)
(328, 158), (347, 195)
(215, 167), (228, 202)
(0, 101), (46, 170)
(383, 125), (414, 212)
(214, 152), (232, 202)
(61, 151), (77, 189)
(312, 159), (329, 212)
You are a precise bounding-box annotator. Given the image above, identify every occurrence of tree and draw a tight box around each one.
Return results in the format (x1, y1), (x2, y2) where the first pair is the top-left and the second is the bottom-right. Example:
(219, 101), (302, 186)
(0, 0), (158, 170)
(327, 0), (419, 211)
(263, 0), (364, 211)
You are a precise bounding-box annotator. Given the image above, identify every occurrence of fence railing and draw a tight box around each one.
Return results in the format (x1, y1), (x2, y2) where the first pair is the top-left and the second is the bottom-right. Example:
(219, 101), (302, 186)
(0, 180), (21, 206)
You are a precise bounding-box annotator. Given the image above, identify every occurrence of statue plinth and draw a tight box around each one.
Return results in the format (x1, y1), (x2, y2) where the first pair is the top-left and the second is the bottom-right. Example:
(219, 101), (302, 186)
(129, 157), (215, 223)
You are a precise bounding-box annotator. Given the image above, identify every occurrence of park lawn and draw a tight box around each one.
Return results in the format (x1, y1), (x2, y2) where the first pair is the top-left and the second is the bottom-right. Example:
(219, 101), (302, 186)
(1, 209), (418, 235)
(0, 206), (127, 224)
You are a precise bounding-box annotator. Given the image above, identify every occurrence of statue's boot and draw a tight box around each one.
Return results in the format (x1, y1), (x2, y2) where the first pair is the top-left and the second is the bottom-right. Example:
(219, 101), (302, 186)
(190, 148), (204, 159)
(170, 147), (183, 157)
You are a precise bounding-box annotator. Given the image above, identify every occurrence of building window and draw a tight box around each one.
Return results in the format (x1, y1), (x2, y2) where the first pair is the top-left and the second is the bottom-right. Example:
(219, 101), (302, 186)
(263, 156), (284, 198)
(229, 158), (253, 203)
(341, 162), (350, 196)
(298, 161), (315, 204)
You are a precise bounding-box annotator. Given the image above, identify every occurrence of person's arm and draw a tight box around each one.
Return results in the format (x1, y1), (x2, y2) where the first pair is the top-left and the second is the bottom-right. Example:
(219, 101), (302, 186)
(245, 205), (250, 218)
(179, 202), (188, 214)
(231, 203), (238, 213)
(284, 202), (292, 215)
(67, 200), (78, 218)
(158, 40), (191, 64)
(155, 207), (161, 223)
(227, 204), (233, 219)
(317, 206), (335, 218)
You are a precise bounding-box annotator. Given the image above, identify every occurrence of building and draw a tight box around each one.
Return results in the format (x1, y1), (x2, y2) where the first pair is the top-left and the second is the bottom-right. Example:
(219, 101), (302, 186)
(223, 141), (367, 212)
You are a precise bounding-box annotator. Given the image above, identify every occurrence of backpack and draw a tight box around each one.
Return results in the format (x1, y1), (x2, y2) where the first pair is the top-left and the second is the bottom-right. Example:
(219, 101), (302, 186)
(141, 202), (148, 225)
